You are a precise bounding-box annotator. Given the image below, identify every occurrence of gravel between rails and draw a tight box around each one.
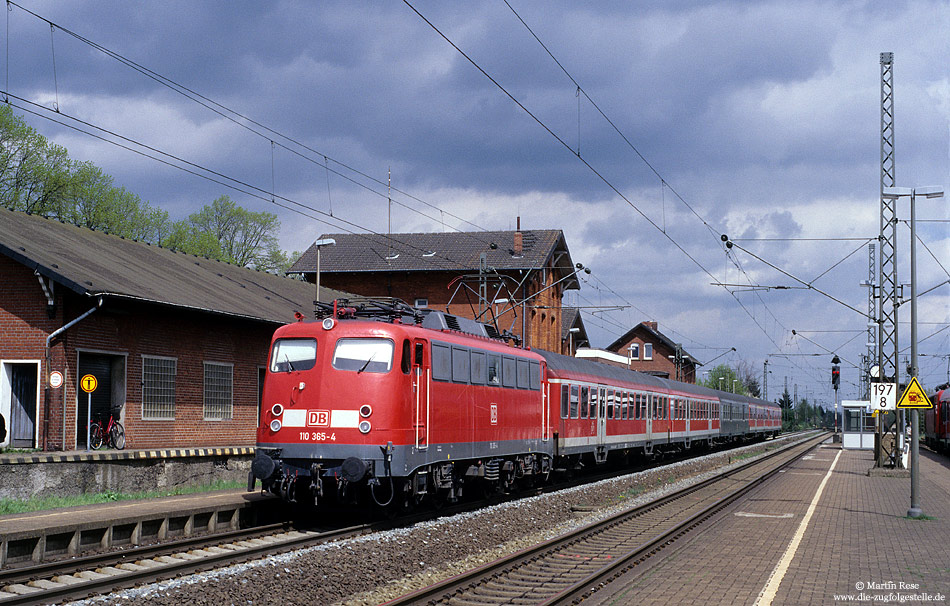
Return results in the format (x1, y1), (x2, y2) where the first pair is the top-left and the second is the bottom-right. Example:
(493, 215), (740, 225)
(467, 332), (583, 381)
(60, 435), (811, 606)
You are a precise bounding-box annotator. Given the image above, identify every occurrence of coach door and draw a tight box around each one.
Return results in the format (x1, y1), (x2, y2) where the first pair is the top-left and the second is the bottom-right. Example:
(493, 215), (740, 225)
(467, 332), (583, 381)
(412, 340), (429, 450)
(596, 387), (607, 462)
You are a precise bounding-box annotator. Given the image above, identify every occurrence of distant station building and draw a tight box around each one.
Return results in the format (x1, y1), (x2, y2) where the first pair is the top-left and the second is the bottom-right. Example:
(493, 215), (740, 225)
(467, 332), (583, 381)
(288, 224), (581, 354)
(577, 321), (697, 382)
(0, 208), (348, 451)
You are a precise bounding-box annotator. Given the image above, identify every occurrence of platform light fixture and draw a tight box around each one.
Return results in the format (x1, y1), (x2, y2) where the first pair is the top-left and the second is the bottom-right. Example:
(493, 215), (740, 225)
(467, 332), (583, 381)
(312, 238), (336, 318)
(882, 185), (945, 519)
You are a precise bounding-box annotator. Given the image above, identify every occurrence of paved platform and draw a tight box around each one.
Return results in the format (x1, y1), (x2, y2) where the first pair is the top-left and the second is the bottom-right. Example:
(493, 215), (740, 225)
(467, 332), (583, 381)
(0, 446), (255, 465)
(589, 444), (950, 606)
(0, 488), (276, 567)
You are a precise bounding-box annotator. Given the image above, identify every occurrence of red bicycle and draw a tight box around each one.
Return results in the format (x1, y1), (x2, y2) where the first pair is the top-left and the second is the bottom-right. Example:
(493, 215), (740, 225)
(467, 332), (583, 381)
(89, 411), (126, 450)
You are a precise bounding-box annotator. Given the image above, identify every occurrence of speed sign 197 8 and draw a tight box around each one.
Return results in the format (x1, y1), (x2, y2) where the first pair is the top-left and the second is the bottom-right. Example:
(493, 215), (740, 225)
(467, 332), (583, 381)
(870, 383), (896, 411)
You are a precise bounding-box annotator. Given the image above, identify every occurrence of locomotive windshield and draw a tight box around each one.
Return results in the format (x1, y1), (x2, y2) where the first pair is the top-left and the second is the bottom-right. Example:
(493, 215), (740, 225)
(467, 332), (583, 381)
(332, 338), (394, 373)
(270, 338), (317, 372)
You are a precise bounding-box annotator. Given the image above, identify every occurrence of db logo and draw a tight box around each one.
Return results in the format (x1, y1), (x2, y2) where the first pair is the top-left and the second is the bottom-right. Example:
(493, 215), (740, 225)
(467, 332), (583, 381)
(308, 410), (330, 427)
(490, 403), (498, 425)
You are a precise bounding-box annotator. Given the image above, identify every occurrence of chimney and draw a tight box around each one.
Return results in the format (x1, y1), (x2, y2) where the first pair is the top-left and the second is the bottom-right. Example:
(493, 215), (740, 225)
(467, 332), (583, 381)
(645, 321), (658, 331)
(513, 216), (523, 256)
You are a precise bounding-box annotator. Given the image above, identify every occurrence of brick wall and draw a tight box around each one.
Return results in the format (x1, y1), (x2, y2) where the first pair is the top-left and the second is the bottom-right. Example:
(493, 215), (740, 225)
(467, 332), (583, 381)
(1, 255), (274, 451)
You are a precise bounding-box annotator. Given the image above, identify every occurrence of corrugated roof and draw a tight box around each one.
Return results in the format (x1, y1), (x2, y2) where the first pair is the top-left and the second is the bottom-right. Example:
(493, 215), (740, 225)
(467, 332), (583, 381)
(0, 208), (350, 324)
(288, 229), (579, 289)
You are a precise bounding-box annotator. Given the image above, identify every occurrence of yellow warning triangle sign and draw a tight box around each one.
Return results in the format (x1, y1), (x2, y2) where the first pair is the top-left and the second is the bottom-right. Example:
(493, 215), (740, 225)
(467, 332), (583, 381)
(896, 377), (931, 409)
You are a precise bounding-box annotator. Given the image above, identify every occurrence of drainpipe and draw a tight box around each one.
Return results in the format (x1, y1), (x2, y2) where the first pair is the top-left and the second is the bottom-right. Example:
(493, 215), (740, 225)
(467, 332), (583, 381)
(45, 297), (103, 450)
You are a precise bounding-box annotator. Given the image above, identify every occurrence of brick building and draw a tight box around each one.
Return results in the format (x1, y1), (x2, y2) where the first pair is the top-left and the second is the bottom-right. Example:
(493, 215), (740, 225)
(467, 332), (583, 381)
(289, 227), (580, 353)
(599, 321), (697, 382)
(0, 208), (348, 451)
(561, 307), (589, 356)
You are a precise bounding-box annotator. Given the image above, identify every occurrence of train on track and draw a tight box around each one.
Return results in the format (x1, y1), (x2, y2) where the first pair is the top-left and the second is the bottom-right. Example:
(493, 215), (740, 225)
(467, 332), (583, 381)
(924, 386), (950, 452)
(251, 299), (781, 509)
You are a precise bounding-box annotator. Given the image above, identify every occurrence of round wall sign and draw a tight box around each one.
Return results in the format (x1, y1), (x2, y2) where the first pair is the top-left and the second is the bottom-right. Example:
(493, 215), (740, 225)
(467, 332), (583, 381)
(49, 371), (64, 389)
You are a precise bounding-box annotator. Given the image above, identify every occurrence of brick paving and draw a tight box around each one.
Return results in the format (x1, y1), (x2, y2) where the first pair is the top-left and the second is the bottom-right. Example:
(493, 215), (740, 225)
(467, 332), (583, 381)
(588, 445), (950, 606)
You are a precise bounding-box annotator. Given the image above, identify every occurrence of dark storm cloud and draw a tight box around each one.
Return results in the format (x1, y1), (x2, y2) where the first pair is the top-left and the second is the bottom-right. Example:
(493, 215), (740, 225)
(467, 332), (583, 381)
(5, 0), (948, 393)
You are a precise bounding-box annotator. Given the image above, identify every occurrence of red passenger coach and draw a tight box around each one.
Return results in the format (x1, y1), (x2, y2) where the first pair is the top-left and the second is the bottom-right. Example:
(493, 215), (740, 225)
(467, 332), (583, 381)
(924, 387), (950, 453)
(251, 299), (780, 510)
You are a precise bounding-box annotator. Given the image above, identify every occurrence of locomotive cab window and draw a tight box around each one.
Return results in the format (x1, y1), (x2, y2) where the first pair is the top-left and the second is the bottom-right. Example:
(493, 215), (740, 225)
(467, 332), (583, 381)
(270, 338), (317, 373)
(332, 338), (394, 373)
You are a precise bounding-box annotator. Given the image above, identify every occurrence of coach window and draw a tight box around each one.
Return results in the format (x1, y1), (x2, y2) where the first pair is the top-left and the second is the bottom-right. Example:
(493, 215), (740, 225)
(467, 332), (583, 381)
(561, 384), (570, 418)
(270, 338), (317, 373)
(502, 357), (517, 388)
(332, 338), (394, 373)
(570, 385), (579, 418)
(487, 355), (501, 385)
(606, 390), (614, 419)
(621, 392), (628, 420)
(580, 386), (589, 419)
(471, 351), (487, 385)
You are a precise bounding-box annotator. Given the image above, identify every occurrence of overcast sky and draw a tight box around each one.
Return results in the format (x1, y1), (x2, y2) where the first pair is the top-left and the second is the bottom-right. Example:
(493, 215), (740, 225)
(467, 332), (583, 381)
(5, 1), (948, 405)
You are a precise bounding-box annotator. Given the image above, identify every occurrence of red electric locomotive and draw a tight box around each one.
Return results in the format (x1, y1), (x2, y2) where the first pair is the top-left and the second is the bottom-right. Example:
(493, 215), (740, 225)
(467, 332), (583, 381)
(252, 299), (781, 509)
(253, 300), (551, 508)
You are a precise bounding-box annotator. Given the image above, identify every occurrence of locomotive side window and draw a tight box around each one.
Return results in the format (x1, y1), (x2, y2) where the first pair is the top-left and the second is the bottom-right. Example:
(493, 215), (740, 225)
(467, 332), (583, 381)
(270, 338), (317, 373)
(432, 343), (451, 381)
(332, 338), (394, 373)
(570, 385), (579, 418)
(471, 351), (487, 385)
(502, 357), (517, 388)
(529, 361), (541, 391)
(452, 347), (470, 383)
(516, 359), (530, 389)
(487, 355), (501, 385)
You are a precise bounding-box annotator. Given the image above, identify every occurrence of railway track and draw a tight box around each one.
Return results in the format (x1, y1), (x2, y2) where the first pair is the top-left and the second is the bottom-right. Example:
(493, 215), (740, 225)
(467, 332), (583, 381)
(0, 432), (814, 605)
(384, 432), (829, 606)
(0, 520), (372, 605)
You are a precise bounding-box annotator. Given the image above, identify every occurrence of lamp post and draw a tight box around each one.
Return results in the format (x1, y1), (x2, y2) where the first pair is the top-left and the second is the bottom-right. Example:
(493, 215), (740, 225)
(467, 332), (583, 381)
(732, 379), (738, 393)
(883, 185), (944, 518)
(311, 237), (336, 317)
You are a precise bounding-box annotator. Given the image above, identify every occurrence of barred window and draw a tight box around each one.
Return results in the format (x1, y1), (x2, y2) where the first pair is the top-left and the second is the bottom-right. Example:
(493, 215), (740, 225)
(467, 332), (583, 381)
(204, 362), (233, 420)
(142, 356), (176, 420)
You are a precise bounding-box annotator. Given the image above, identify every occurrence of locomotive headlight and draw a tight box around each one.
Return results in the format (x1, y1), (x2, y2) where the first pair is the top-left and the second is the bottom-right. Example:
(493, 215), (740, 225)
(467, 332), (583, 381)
(358, 420), (371, 434)
(271, 403), (284, 416)
(322, 317), (335, 330)
(359, 404), (372, 418)
(270, 419), (282, 432)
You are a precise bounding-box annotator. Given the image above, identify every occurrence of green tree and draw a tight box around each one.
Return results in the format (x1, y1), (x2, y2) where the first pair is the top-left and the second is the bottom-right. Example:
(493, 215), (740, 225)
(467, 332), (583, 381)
(778, 387), (793, 427)
(164, 195), (286, 271)
(701, 364), (747, 395)
(0, 105), (168, 241)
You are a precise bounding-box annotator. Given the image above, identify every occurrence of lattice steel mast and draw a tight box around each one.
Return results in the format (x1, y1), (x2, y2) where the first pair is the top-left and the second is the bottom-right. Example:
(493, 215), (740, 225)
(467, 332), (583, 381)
(877, 52), (900, 467)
